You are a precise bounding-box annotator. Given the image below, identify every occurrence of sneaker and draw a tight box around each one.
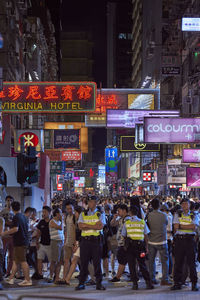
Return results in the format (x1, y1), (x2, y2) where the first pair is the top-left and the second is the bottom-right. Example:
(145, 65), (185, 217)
(110, 276), (120, 282)
(18, 279), (32, 286)
(4, 278), (15, 285)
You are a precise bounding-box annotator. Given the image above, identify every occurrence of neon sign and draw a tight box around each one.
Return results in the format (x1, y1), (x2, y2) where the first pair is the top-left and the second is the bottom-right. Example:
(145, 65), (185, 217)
(1, 82), (96, 113)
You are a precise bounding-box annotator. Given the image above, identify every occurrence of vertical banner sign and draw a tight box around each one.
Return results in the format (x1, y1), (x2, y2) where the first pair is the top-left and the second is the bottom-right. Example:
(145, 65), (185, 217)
(157, 164), (167, 185)
(105, 147), (118, 184)
(54, 129), (79, 149)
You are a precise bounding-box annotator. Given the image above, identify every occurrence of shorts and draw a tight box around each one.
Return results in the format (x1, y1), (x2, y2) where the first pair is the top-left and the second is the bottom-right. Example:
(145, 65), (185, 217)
(64, 245), (73, 260)
(73, 246), (80, 258)
(117, 246), (128, 265)
(37, 244), (51, 262)
(108, 235), (118, 255)
(51, 240), (64, 263)
(13, 246), (27, 263)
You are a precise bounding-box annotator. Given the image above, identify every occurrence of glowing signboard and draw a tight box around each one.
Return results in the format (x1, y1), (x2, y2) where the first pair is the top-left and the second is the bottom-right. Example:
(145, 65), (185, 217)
(144, 118), (200, 143)
(182, 18), (200, 32)
(105, 147), (118, 184)
(107, 110), (180, 128)
(182, 149), (200, 163)
(120, 136), (160, 152)
(0, 82), (96, 113)
(186, 167), (200, 187)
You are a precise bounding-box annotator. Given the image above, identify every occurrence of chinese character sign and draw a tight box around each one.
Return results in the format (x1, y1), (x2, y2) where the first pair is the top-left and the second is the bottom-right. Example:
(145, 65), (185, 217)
(1, 82), (96, 113)
(105, 147), (118, 184)
(54, 130), (79, 149)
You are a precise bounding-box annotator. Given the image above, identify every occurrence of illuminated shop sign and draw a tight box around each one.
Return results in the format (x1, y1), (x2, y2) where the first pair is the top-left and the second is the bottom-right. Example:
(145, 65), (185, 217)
(0, 82), (96, 113)
(144, 118), (200, 143)
(182, 18), (200, 32)
(120, 136), (160, 152)
(186, 167), (200, 187)
(107, 110), (180, 128)
(182, 149), (200, 163)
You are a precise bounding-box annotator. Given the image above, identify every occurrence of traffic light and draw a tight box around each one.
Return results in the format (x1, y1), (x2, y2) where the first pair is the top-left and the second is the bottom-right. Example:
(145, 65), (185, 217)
(17, 146), (38, 184)
(26, 146), (38, 184)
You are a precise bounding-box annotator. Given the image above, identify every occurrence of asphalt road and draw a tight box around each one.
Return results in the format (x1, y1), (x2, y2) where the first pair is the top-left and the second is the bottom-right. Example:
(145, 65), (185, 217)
(1, 279), (200, 300)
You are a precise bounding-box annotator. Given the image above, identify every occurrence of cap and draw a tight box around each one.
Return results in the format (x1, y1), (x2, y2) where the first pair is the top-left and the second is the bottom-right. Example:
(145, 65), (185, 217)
(161, 203), (169, 211)
(88, 195), (97, 201)
(180, 198), (190, 205)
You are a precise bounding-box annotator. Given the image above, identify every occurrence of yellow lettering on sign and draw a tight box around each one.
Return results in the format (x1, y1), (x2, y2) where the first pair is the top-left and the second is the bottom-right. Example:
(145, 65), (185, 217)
(10, 103), (16, 110)
(51, 103), (57, 110)
(58, 103), (64, 110)
(17, 103), (23, 110)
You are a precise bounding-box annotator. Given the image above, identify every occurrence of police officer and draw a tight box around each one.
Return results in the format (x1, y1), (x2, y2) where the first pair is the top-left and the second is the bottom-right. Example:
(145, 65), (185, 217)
(75, 196), (106, 291)
(171, 198), (199, 291)
(122, 205), (153, 290)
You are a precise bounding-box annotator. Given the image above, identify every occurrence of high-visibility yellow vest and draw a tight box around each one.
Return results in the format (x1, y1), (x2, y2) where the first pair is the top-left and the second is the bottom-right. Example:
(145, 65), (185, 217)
(81, 212), (100, 237)
(178, 213), (193, 233)
(125, 219), (145, 240)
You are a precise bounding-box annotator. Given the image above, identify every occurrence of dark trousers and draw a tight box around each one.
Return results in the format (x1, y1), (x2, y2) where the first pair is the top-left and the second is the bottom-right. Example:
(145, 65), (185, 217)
(174, 236), (197, 285)
(79, 238), (102, 285)
(27, 246), (38, 273)
(127, 240), (150, 283)
(167, 240), (173, 275)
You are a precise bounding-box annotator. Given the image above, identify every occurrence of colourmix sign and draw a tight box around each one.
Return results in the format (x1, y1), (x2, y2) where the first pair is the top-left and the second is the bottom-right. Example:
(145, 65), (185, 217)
(144, 118), (200, 143)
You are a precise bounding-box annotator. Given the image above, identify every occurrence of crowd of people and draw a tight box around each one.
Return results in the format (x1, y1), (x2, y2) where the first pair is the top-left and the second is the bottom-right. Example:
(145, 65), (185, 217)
(0, 193), (199, 292)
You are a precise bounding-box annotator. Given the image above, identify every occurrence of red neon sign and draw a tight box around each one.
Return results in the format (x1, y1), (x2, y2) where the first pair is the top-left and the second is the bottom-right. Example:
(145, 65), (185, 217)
(1, 82), (96, 113)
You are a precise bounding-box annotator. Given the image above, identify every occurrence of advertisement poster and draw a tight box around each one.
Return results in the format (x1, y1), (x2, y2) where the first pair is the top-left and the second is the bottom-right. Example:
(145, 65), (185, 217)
(105, 147), (118, 184)
(186, 167), (200, 187)
(54, 129), (79, 149)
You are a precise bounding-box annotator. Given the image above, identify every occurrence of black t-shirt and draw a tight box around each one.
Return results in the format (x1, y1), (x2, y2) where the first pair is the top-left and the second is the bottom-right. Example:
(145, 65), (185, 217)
(12, 213), (29, 247)
(37, 219), (50, 245)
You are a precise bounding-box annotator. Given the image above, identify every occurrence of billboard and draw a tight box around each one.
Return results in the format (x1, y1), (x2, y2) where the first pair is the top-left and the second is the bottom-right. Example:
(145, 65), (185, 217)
(186, 167), (200, 187)
(167, 159), (187, 184)
(85, 114), (106, 127)
(144, 118), (200, 143)
(54, 129), (79, 149)
(129, 158), (140, 179)
(74, 177), (85, 188)
(182, 149), (200, 163)
(107, 110), (180, 128)
(105, 147), (118, 184)
(0, 82), (96, 113)
(128, 94), (154, 109)
(182, 18), (200, 32)
(61, 150), (81, 161)
(120, 136), (160, 152)
(44, 123), (88, 154)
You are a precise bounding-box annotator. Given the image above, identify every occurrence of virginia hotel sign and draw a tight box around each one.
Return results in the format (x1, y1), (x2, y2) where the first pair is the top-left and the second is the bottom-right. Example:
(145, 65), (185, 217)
(0, 82), (96, 113)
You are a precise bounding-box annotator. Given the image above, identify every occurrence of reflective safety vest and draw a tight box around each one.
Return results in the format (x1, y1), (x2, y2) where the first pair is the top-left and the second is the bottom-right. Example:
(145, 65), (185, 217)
(81, 212), (100, 237)
(178, 213), (193, 233)
(125, 219), (145, 240)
